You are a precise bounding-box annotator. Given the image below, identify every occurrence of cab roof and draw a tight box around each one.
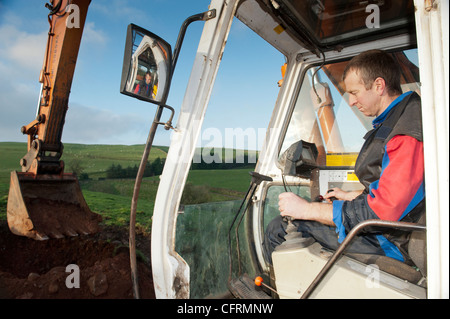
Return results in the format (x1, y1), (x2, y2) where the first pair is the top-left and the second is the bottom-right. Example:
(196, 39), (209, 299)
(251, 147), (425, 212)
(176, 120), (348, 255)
(240, 0), (416, 56)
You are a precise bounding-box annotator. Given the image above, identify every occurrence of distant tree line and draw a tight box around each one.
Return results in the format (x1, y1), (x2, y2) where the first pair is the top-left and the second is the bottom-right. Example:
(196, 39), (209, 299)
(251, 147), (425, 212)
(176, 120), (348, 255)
(191, 160), (255, 170)
(106, 157), (165, 179)
(104, 150), (258, 178)
(191, 151), (258, 170)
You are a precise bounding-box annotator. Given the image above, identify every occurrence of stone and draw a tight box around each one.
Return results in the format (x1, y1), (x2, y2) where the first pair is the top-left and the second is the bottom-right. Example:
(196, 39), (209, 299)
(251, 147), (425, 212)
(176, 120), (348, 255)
(48, 280), (59, 294)
(87, 272), (108, 296)
(27, 273), (40, 281)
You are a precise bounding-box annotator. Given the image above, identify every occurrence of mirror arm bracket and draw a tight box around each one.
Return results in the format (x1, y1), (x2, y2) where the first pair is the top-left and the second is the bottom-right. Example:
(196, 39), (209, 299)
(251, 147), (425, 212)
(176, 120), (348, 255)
(171, 9), (217, 75)
(154, 104), (176, 131)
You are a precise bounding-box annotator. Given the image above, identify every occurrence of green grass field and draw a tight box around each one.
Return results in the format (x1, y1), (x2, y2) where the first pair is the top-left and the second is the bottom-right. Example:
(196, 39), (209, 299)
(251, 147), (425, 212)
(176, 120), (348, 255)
(0, 142), (254, 232)
(0, 142), (168, 181)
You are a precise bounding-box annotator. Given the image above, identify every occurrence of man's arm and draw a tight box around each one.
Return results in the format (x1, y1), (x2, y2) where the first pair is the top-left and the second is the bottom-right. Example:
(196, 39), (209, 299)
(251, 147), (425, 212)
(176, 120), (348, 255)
(277, 135), (424, 234)
(278, 192), (335, 226)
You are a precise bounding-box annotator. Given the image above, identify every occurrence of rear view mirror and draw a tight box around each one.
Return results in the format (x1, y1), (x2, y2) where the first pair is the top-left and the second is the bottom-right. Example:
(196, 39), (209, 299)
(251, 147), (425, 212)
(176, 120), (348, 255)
(120, 24), (172, 105)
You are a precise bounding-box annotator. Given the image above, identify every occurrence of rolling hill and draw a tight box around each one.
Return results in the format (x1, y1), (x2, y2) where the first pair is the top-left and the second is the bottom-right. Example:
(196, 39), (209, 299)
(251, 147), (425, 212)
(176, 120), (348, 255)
(0, 142), (256, 231)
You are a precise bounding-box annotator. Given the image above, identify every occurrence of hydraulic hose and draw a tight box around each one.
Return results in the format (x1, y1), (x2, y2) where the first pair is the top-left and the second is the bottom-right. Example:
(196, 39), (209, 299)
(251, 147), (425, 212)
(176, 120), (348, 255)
(129, 105), (164, 299)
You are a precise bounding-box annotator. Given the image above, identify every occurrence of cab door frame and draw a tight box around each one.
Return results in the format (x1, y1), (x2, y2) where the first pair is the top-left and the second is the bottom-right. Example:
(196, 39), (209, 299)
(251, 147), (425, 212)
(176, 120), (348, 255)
(150, 0), (240, 299)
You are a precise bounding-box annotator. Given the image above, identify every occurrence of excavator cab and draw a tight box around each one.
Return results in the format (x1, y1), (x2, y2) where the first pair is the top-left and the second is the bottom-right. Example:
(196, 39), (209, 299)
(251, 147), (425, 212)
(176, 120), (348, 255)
(143, 0), (448, 299)
(170, 49), (426, 299)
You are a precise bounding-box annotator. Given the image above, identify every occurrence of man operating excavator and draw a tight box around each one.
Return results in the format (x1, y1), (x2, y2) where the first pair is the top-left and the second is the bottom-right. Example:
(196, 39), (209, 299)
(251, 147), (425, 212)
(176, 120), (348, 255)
(264, 49), (425, 266)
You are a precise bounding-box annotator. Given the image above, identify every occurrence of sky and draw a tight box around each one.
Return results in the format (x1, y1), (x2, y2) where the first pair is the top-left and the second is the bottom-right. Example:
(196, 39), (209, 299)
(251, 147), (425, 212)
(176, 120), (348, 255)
(0, 0), (284, 149)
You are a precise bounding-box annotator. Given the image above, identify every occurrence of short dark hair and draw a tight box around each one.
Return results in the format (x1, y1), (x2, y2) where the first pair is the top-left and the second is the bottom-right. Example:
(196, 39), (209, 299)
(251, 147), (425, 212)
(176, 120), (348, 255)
(343, 49), (402, 96)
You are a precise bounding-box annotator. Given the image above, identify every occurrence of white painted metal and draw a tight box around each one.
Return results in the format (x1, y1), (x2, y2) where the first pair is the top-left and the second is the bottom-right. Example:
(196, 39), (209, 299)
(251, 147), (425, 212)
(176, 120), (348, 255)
(273, 243), (426, 299)
(235, 0), (303, 56)
(150, 0), (239, 299)
(414, 0), (449, 299)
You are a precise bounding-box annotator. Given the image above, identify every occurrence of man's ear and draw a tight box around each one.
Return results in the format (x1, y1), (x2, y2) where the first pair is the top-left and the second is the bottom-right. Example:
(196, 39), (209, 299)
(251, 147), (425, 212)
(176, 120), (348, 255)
(373, 77), (387, 95)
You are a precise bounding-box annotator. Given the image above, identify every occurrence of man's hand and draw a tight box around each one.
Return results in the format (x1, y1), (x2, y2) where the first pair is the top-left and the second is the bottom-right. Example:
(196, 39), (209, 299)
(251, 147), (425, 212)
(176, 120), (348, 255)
(324, 187), (363, 203)
(278, 192), (311, 220)
(278, 192), (335, 226)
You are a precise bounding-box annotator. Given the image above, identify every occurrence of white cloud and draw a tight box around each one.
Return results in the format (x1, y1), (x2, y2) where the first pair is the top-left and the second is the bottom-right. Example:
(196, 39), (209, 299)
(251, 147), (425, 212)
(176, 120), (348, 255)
(91, 0), (148, 25)
(0, 21), (132, 146)
(0, 12), (113, 144)
(0, 21), (47, 142)
(0, 71), (38, 142)
(0, 24), (47, 75)
(82, 22), (108, 47)
(63, 103), (149, 144)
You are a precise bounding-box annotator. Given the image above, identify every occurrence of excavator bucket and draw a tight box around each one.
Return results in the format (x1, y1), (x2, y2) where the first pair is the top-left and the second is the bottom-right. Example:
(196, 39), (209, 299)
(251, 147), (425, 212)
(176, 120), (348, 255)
(7, 171), (101, 241)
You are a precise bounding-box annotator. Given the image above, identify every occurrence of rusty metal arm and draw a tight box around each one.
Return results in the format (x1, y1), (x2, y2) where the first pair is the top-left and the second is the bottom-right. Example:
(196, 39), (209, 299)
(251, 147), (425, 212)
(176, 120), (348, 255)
(7, 0), (101, 241)
(21, 0), (91, 175)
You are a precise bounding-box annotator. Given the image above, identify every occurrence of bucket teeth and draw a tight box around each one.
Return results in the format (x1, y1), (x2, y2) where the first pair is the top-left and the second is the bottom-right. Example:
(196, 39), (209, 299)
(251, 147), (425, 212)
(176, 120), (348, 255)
(49, 230), (65, 239)
(34, 232), (50, 241)
(63, 227), (79, 237)
(7, 171), (101, 240)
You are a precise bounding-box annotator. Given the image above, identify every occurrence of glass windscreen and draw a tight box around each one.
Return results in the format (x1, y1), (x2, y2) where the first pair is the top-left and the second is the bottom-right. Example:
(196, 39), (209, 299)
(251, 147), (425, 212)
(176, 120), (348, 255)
(174, 18), (284, 298)
(279, 49), (420, 167)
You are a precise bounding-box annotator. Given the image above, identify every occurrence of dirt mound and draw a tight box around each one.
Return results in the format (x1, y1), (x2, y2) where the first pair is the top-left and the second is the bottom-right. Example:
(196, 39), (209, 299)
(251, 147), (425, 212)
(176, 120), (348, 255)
(0, 221), (155, 299)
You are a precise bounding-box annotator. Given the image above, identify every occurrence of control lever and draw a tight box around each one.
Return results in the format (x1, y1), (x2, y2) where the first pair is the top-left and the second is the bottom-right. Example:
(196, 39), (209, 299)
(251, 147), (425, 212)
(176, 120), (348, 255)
(278, 214), (315, 250)
(283, 215), (297, 234)
(327, 189), (337, 202)
(314, 191), (337, 203)
(254, 276), (278, 295)
(313, 195), (324, 202)
(228, 171), (273, 290)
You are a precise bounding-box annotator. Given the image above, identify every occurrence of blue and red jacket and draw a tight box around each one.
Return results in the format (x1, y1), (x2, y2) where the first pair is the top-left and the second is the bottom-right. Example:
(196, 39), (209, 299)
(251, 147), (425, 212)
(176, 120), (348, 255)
(332, 91), (425, 262)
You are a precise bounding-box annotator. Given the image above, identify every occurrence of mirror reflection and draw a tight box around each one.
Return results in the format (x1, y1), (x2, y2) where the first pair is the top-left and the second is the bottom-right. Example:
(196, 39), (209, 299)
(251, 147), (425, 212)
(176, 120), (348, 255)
(121, 25), (172, 104)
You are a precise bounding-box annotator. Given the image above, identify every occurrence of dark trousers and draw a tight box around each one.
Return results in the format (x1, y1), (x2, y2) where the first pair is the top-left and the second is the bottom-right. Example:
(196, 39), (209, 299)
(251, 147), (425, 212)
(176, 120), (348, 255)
(263, 215), (386, 264)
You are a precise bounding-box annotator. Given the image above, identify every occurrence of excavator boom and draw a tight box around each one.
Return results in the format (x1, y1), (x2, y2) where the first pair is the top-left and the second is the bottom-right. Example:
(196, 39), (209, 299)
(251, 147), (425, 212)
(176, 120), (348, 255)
(7, 0), (100, 240)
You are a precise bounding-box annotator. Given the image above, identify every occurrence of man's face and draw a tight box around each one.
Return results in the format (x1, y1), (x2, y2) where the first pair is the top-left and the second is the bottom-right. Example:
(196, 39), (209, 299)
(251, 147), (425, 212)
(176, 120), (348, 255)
(145, 74), (152, 84)
(344, 70), (381, 117)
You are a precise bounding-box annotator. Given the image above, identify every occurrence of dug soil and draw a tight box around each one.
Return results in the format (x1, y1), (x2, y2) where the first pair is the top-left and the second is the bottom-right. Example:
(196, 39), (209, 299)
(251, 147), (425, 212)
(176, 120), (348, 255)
(0, 221), (155, 299)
